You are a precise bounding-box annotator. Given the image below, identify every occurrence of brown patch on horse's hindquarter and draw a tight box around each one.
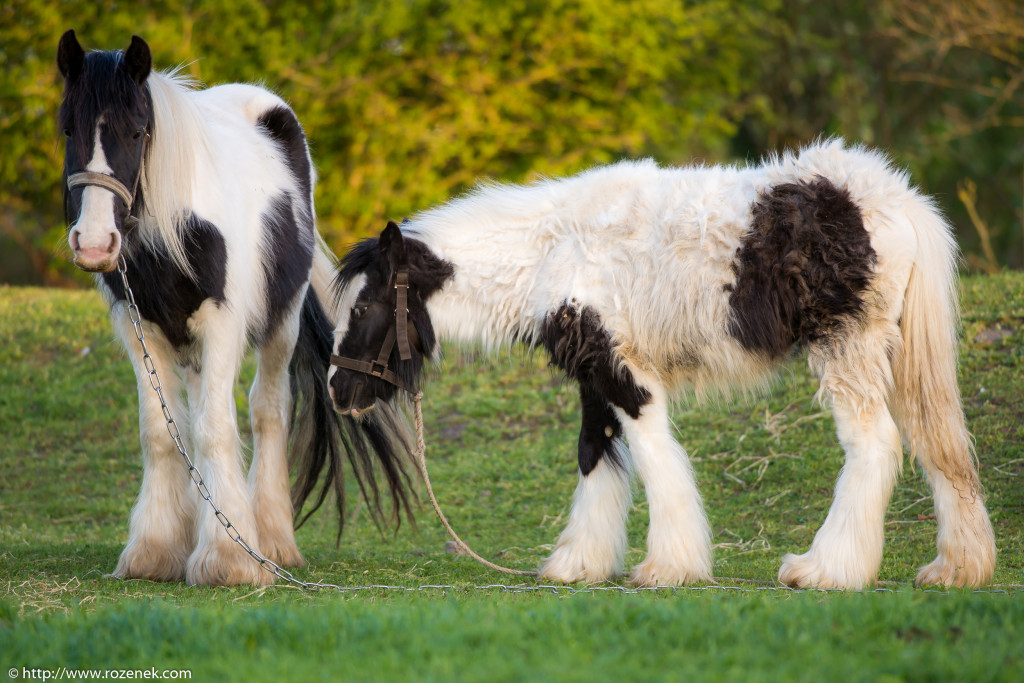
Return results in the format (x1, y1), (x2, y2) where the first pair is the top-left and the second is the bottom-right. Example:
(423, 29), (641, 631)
(726, 178), (877, 359)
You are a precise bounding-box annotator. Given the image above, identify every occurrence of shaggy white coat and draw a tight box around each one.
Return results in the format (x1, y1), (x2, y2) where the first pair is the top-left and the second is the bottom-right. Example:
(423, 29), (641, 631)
(393, 139), (995, 589)
(73, 71), (335, 586)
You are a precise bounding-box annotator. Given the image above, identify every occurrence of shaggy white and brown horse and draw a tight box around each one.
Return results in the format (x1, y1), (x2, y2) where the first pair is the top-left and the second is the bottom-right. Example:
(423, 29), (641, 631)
(57, 31), (412, 586)
(327, 139), (995, 589)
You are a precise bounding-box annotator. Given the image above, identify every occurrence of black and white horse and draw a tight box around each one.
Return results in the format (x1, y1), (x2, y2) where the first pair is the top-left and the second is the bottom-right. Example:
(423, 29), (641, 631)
(328, 140), (997, 589)
(57, 31), (412, 586)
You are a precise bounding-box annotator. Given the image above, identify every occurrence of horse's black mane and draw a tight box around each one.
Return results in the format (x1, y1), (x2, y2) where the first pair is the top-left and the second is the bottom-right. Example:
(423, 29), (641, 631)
(332, 235), (382, 295)
(332, 229), (454, 299)
(58, 49), (149, 169)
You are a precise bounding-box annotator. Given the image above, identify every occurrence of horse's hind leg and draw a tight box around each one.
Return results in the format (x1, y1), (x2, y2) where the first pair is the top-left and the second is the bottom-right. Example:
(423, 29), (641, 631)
(185, 301), (272, 586)
(779, 335), (902, 589)
(111, 306), (195, 582)
(617, 381), (712, 586)
(539, 385), (632, 584)
(248, 299), (304, 568)
(913, 452), (995, 587)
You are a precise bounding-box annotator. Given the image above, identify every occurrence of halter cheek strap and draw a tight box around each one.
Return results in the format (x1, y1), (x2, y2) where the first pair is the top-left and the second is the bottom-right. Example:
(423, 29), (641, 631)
(330, 267), (417, 395)
(395, 269), (413, 361)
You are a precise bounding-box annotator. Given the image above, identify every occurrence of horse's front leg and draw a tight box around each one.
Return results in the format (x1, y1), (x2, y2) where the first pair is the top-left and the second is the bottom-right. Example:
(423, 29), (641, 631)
(110, 305), (196, 582)
(248, 299), (304, 568)
(539, 385), (632, 584)
(185, 301), (272, 586)
(616, 382), (713, 586)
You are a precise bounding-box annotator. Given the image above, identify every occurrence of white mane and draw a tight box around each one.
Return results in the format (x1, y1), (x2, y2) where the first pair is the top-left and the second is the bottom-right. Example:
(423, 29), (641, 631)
(142, 68), (211, 278)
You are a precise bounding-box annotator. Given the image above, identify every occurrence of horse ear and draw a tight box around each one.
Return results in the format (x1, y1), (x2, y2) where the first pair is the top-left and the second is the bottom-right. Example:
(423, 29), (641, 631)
(123, 35), (151, 85)
(379, 220), (406, 267)
(57, 29), (85, 82)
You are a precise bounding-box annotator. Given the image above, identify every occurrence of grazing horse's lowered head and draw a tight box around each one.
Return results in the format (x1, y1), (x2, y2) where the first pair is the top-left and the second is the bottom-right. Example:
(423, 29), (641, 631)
(58, 29), (152, 273)
(329, 221), (454, 416)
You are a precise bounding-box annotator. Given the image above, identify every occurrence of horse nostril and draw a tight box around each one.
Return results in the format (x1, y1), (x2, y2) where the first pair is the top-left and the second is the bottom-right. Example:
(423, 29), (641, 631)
(70, 230), (81, 252)
(106, 232), (119, 254)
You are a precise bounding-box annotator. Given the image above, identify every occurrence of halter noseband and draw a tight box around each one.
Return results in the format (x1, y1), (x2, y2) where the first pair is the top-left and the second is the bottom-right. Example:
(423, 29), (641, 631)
(66, 131), (151, 232)
(330, 268), (417, 394)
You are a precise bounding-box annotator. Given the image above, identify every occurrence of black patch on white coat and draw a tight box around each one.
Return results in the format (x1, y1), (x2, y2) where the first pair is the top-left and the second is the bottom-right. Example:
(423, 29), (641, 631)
(541, 303), (650, 419)
(256, 105), (313, 209)
(257, 194), (313, 344)
(577, 384), (625, 475)
(726, 177), (877, 359)
(254, 106), (316, 343)
(102, 215), (227, 350)
(541, 303), (649, 474)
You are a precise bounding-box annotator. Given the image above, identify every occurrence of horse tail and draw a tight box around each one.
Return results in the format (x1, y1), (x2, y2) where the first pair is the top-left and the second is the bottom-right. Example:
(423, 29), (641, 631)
(892, 198), (973, 493)
(289, 285), (416, 540)
(891, 193), (995, 585)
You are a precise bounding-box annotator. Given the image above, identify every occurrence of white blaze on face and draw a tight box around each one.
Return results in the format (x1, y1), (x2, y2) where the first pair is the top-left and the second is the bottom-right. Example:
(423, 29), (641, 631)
(68, 117), (122, 272)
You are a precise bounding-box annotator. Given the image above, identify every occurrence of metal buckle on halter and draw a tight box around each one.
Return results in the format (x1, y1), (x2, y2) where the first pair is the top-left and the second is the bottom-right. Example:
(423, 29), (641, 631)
(369, 360), (388, 377)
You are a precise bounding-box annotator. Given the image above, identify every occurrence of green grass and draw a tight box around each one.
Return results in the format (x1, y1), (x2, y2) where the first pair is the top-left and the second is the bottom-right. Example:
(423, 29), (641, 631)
(2, 592), (1021, 681)
(1, 275), (1023, 681)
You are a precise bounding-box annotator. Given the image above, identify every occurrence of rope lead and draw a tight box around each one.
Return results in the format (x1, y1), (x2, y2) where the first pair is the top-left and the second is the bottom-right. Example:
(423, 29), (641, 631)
(412, 392), (536, 577)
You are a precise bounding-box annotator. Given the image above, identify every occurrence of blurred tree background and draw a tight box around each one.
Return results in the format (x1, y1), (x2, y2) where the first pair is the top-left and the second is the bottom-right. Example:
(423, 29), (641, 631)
(2, 0), (1021, 286)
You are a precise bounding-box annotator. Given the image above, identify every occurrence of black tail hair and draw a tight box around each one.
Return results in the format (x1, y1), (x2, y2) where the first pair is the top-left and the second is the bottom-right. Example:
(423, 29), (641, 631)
(289, 287), (416, 540)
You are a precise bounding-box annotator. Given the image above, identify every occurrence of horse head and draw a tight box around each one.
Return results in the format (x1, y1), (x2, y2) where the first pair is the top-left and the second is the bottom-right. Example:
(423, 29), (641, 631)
(58, 30), (152, 273)
(328, 221), (453, 417)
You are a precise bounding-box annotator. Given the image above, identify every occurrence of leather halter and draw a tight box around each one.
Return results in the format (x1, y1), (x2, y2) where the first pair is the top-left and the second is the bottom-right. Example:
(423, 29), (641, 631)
(330, 268), (417, 394)
(66, 131), (150, 232)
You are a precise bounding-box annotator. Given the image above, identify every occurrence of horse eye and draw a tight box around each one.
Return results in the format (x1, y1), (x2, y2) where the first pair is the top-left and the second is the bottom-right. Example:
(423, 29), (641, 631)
(351, 305), (367, 319)
(133, 129), (144, 140)
(63, 128), (72, 137)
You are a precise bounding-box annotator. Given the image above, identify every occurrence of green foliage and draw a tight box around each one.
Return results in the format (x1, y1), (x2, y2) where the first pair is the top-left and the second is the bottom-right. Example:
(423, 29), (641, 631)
(283, 0), (774, 240)
(736, 0), (1024, 268)
(3, 0), (1020, 282)
(0, 0), (775, 284)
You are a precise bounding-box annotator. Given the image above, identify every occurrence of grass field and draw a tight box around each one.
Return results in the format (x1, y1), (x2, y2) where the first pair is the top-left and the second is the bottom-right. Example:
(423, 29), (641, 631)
(1, 274), (1022, 681)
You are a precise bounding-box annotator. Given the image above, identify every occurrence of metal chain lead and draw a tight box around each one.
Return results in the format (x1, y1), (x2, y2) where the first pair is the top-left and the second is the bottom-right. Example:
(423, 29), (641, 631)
(117, 253), (535, 590)
(116, 255), (327, 590)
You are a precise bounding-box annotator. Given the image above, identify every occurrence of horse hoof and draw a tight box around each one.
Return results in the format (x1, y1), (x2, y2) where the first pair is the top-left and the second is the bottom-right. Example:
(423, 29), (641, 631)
(778, 551), (874, 590)
(538, 556), (615, 585)
(187, 540), (275, 586)
(260, 538), (306, 569)
(629, 558), (711, 587)
(112, 540), (189, 582)
(915, 554), (994, 588)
